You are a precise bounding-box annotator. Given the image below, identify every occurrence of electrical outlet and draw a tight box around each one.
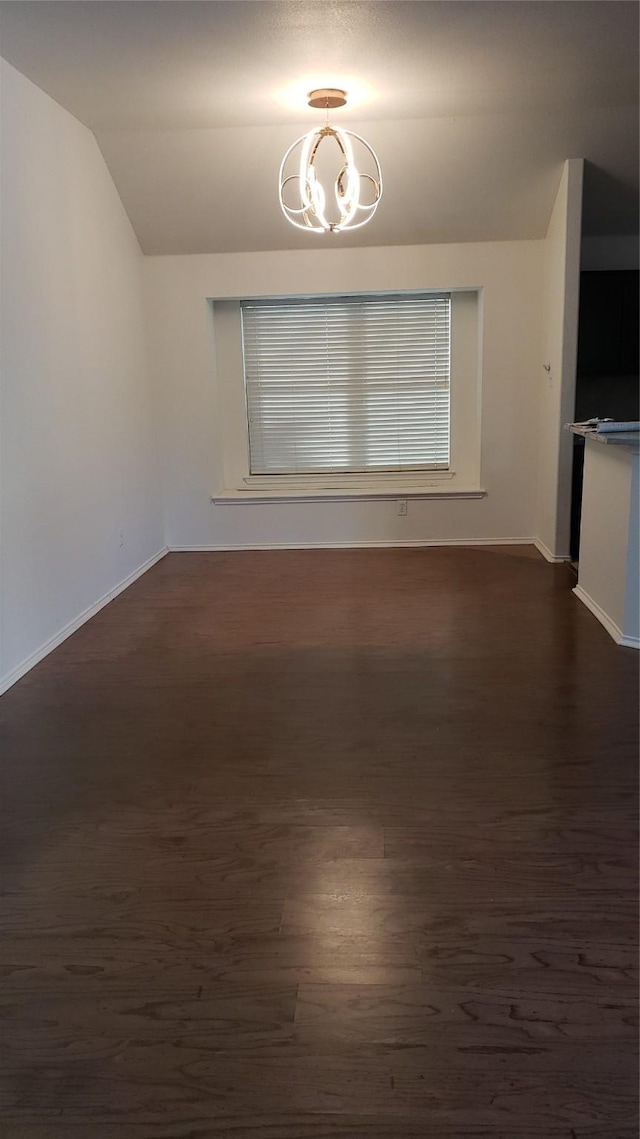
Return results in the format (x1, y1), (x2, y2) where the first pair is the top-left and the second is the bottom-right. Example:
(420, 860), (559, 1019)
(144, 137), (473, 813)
(397, 499), (408, 517)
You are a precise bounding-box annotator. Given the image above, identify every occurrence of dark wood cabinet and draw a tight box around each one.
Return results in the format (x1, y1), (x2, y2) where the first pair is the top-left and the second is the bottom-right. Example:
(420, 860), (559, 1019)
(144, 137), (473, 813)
(577, 270), (638, 379)
(571, 269), (639, 559)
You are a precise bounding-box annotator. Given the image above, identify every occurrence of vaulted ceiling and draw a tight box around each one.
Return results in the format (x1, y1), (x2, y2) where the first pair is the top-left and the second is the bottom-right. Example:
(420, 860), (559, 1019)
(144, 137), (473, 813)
(1, 0), (638, 254)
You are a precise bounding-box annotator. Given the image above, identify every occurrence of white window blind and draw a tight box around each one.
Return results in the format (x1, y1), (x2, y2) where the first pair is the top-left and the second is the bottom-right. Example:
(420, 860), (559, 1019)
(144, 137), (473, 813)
(241, 293), (451, 476)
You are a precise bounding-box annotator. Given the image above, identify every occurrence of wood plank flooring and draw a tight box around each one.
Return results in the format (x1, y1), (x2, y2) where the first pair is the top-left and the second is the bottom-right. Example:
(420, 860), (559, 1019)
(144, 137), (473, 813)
(0, 547), (638, 1137)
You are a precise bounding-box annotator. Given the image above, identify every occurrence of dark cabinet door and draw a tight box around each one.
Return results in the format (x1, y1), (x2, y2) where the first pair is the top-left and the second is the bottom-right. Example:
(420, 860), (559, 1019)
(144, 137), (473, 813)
(577, 270), (639, 378)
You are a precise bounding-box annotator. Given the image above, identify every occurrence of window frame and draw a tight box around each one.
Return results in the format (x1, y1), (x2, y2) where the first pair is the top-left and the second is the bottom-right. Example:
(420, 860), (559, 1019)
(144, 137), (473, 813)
(241, 292), (452, 479)
(210, 289), (484, 503)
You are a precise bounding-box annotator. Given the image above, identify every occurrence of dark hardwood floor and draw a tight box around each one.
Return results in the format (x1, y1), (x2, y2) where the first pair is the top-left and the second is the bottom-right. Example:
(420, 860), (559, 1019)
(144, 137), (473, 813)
(0, 547), (638, 1138)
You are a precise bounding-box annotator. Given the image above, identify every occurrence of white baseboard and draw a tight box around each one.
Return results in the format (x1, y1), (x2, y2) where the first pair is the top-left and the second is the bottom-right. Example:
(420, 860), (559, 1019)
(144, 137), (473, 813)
(572, 584), (638, 649)
(533, 538), (572, 563)
(0, 547), (169, 697)
(0, 536), (571, 697)
(169, 537), (537, 553)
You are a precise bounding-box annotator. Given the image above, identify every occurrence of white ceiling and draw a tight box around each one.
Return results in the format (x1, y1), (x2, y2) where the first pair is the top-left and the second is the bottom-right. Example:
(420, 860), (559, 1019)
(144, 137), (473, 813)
(1, 1), (638, 254)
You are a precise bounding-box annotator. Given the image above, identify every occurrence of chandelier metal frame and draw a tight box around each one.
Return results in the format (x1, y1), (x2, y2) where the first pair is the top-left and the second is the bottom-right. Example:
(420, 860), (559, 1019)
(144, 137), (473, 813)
(278, 89), (383, 234)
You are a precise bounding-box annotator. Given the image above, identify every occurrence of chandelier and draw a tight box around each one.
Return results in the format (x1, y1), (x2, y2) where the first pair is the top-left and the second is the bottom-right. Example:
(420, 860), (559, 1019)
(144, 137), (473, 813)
(278, 88), (382, 234)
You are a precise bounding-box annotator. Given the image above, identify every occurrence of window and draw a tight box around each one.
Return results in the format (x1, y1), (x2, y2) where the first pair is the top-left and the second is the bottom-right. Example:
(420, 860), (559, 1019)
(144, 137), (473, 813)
(241, 293), (451, 476)
(211, 289), (482, 500)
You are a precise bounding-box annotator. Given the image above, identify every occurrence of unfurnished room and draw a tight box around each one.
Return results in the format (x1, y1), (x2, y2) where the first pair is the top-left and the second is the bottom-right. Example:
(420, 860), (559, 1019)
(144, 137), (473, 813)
(0, 2), (638, 1136)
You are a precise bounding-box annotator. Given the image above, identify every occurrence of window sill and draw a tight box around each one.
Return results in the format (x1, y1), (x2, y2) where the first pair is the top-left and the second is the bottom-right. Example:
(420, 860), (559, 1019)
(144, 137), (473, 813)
(211, 487), (486, 505)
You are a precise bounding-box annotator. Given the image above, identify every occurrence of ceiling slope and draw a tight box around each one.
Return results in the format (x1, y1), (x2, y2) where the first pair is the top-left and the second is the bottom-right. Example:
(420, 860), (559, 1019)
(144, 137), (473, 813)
(1, 1), (638, 253)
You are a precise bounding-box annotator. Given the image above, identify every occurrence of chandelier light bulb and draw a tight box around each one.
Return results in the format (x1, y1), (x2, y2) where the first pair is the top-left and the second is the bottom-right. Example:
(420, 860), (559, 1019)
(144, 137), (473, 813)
(279, 89), (382, 233)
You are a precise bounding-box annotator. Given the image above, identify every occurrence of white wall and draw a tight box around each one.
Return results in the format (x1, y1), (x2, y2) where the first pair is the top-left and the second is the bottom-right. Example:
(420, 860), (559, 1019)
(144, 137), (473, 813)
(574, 438), (639, 647)
(536, 159), (584, 559)
(625, 455), (640, 642)
(0, 61), (164, 692)
(144, 241), (543, 550)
